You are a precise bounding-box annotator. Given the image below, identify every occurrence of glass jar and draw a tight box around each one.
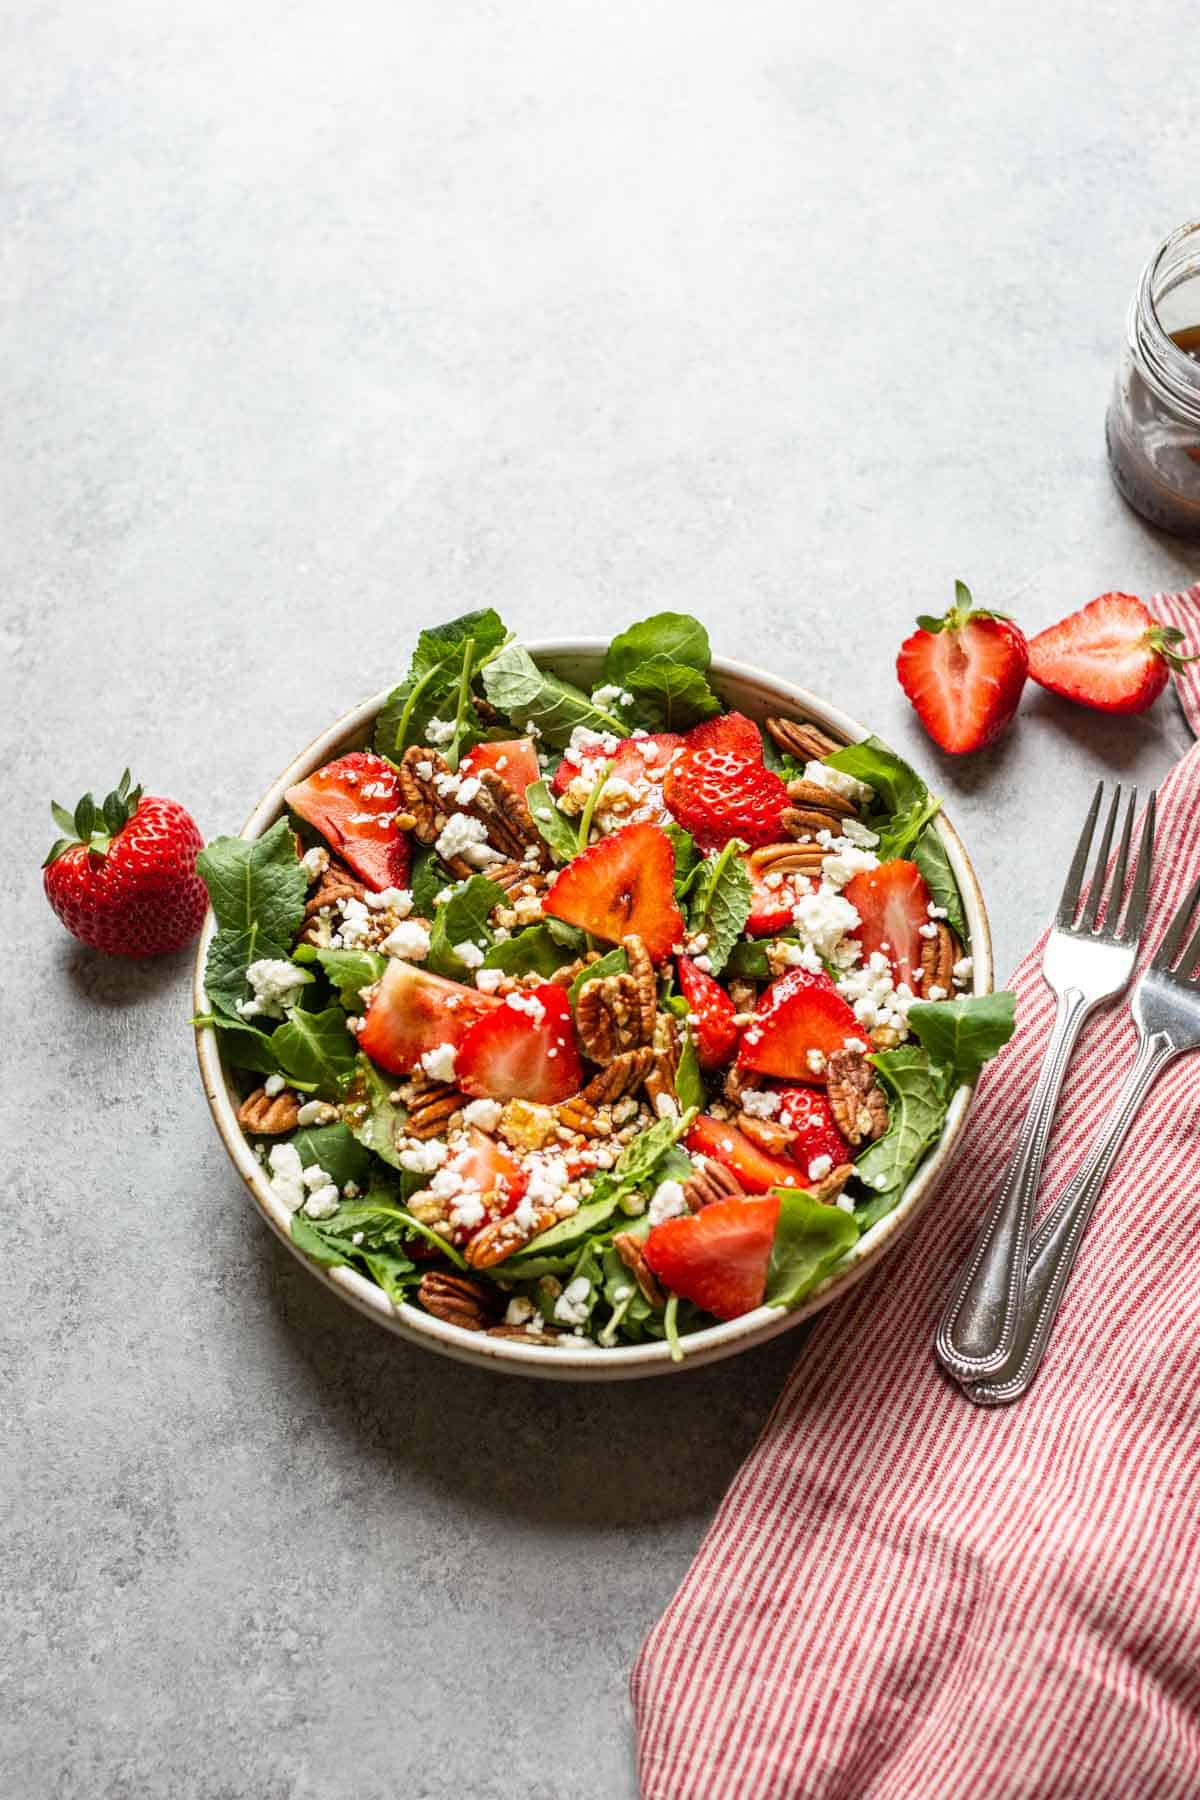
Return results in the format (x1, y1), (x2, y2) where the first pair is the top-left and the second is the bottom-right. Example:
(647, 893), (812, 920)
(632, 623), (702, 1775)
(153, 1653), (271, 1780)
(1106, 220), (1200, 538)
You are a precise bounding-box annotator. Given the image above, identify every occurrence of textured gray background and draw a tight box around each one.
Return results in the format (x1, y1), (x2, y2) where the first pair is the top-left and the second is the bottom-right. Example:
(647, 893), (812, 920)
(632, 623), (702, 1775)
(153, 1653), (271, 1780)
(4, 1), (1199, 1795)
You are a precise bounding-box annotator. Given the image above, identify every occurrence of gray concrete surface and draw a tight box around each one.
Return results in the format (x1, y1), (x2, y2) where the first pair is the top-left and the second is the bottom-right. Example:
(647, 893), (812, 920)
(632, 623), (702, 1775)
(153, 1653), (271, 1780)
(4, 1), (1199, 1795)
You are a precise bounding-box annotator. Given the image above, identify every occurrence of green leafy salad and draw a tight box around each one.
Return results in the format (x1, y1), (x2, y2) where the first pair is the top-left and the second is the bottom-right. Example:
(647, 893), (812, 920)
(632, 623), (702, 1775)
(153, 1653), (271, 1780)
(194, 609), (1014, 1355)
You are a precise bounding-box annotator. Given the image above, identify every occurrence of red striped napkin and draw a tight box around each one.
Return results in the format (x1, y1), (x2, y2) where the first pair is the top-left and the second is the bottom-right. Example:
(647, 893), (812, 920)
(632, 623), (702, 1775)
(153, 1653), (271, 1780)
(633, 585), (1200, 1800)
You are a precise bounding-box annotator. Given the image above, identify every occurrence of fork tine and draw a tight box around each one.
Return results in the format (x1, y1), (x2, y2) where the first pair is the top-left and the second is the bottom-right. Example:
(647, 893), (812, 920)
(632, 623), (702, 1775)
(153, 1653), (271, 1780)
(1179, 919), (1200, 984)
(1080, 784), (1121, 932)
(1118, 792), (1156, 943)
(1104, 788), (1137, 934)
(1153, 872), (1200, 969)
(1056, 782), (1103, 928)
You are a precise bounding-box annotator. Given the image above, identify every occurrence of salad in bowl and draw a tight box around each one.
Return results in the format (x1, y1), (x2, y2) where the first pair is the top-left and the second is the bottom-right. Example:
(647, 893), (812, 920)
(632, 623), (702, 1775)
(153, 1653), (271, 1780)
(193, 611), (1012, 1371)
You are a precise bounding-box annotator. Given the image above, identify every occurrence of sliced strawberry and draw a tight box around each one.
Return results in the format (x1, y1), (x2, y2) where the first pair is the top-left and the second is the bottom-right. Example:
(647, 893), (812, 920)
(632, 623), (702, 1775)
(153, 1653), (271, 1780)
(459, 737), (541, 799)
(357, 957), (498, 1076)
(286, 751), (411, 891)
(1028, 591), (1197, 715)
(443, 1128), (527, 1213)
(681, 711), (764, 762)
(677, 955), (740, 1069)
(773, 1087), (851, 1179)
(455, 984), (584, 1104)
(742, 851), (811, 936)
(842, 859), (931, 989)
(663, 747), (789, 852)
(737, 968), (864, 1081)
(686, 1114), (809, 1193)
(542, 819), (684, 963)
(896, 583), (1028, 754)
(644, 1193), (780, 1320)
(550, 731), (684, 798)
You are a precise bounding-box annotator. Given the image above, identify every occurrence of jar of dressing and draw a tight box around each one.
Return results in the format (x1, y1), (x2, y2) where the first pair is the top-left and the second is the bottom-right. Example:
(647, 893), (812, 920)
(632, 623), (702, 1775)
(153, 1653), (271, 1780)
(1107, 220), (1200, 538)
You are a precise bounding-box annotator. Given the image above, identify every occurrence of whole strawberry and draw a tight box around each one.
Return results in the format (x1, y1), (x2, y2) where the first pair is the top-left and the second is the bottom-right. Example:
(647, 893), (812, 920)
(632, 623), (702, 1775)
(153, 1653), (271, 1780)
(43, 771), (207, 957)
(896, 581), (1029, 754)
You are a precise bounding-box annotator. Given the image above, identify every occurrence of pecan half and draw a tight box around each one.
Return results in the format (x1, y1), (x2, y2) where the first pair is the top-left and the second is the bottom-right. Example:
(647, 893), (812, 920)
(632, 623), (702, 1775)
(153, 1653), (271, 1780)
(810, 1162), (855, 1204)
(576, 972), (650, 1061)
(644, 1012), (680, 1113)
(748, 841), (827, 881)
(468, 770), (548, 866)
(737, 1112), (795, 1156)
(418, 1270), (502, 1331)
(581, 1046), (655, 1106)
(826, 1048), (888, 1146)
(488, 861), (550, 901)
(782, 777), (858, 838)
(238, 1087), (301, 1134)
(613, 1232), (665, 1309)
(295, 857), (369, 947)
(765, 716), (842, 763)
(399, 1076), (464, 1140)
(465, 1204), (560, 1269)
(398, 746), (451, 844)
(554, 1095), (614, 1138)
(919, 923), (961, 996)
(622, 935), (659, 1043)
(683, 1158), (746, 1210)
(548, 951), (601, 989)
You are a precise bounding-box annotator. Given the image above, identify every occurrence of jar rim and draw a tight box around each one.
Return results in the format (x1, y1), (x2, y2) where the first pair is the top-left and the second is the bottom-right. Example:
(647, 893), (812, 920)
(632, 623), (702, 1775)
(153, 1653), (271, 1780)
(1132, 220), (1200, 422)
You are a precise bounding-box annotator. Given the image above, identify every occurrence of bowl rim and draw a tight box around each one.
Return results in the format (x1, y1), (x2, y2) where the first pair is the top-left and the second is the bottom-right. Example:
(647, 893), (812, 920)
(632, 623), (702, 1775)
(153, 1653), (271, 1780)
(193, 640), (993, 1381)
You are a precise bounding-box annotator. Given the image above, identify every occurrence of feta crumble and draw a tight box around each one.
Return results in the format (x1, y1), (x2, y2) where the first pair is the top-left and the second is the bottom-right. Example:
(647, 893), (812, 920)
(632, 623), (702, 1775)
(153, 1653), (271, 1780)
(648, 1180), (689, 1225)
(420, 1042), (458, 1084)
(425, 717), (456, 745)
(452, 940), (485, 970)
(397, 1138), (449, 1173)
(554, 1276), (593, 1327)
(381, 919), (431, 961)
(237, 958), (310, 1021)
(462, 1097), (503, 1130)
(266, 1143), (306, 1213)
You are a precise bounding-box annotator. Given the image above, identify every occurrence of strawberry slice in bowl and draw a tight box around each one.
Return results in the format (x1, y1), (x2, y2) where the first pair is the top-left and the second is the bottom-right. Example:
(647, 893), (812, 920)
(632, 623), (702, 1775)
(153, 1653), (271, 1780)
(737, 968), (866, 1082)
(455, 984), (584, 1104)
(357, 957), (500, 1076)
(841, 859), (932, 990)
(685, 1115), (810, 1194)
(285, 751), (411, 891)
(662, 720), (790, 851)
(551, 730), (684, 798)
(543, 819), (684, 962)
(677, 955), (741, 1068)
(459, 737), (541, 799)
(644, 1194), (781, 1322)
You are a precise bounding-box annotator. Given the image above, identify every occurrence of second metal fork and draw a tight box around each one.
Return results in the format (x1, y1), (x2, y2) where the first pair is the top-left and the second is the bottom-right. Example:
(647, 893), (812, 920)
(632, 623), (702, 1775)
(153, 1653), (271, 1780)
(935, 783), (1155, 1384)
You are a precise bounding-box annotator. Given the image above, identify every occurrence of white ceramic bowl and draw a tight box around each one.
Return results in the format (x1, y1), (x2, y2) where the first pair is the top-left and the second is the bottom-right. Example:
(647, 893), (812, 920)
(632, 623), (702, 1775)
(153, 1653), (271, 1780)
(194, 642), (993, 1380)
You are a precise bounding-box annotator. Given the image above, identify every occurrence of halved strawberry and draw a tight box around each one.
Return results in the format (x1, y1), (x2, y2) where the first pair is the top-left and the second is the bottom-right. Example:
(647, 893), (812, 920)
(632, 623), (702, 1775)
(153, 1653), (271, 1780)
(286, 751), (411, 891)
(773, 1087), (851, 1180)
(737, 968), (863, 1081)
(459, 737), (541, 799)
(542, 819), (684, 962)
(443, 1128), (527, 1213)
(550, 731), (684, 798)
(662, 746), (789, 852)
(644, 1193), (780, 1320)
(742, 851), (810, 936)
(1028, 591), (1198, 714)
(455, 984), (584, 1104)
(842, 859), (930, 989)
(896, 583), (1028, 754)
(357, 957), (498, 1076)
(677, 955), (740, 1069)
(681, 711), (764, 762)
(686, 1114), (809, 1193)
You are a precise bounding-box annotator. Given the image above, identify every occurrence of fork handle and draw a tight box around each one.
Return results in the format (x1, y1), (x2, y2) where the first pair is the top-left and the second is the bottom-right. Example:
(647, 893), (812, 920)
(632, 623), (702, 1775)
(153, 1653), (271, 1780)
(966, 1032), (1176, 1405)
(935, 986), (1092, 1381)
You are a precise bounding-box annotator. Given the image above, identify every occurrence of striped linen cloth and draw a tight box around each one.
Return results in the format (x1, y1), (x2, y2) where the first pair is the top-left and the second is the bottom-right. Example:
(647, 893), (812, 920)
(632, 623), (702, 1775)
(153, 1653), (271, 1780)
(633, 585), (1200, 1800)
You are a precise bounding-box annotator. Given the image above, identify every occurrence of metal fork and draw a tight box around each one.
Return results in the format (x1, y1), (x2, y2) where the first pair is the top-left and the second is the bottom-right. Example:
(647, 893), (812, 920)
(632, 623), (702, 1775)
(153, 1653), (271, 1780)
(968, 873), (1200, 1404)
(935, 784), (1155, 1384)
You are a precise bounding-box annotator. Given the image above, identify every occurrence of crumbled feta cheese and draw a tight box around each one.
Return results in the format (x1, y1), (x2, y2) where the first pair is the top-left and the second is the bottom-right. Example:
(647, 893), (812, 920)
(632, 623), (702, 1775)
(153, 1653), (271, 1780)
(524, 1154), (570, 1206)
(927, 903), (949, 919)
(365, 886), (413, 915)
(692, 954), (714, 974)
(841, 818), (880, 849)
(566, 724), (621, 758)
(505, 991), (546, 1026)
(296, 1099), (338, 1126)
(236, 958), (310, 1021)
(397, 1138), (449, 1173)
(462, 1097), (503, 1130)
(381, 919), (431, 961)
(553, 1276), (593, 1326)
(303, 1183), (340, 1219)
(435, 812), (502, 867)
(821, 839), (880, 888)
(450, 1191), (486, 1231)
(653, 1092), (680, 1119)
(806, 1049), (827, 1076)
(807, 1154), (834, 1181)
(415, 759), (434, 780)
(264, 1073), (286, 1097)
(803, 761), (874, 805)
(300, 845), (330, 880)
(927, 985), (948, 1002)
(425, 717), (456, 745)
(266, 1143), (306, 1213)
(953, 956), (974, 987)
(591, 683), (634, 709)
(648, 1180), (689, 1225)
(452, 940), (485, 970)
(420, 1042), (458, 1084)
(740, 1088), (782, 1118)
(335, 896), (373, 948)
(836, 1193), (856, 1214)
(791, 885), (860, 957)
(474, 968), (505, 994)
(505, 1296), (535, 1326)
(918, 922), (939, 939)
(844, 1038), (868, 1054)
